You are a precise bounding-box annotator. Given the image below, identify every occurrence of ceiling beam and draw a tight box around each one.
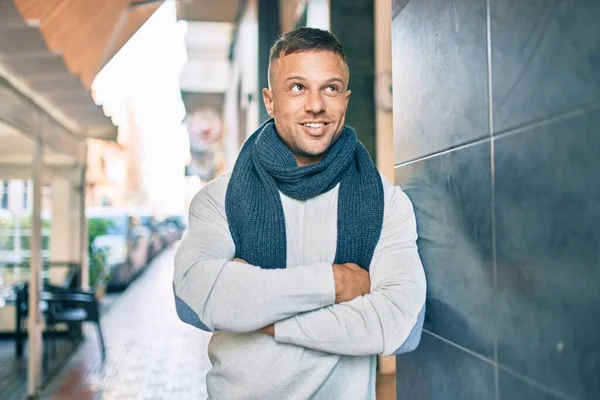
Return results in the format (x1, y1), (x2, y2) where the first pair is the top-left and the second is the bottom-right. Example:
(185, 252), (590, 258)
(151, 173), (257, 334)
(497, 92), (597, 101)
(0, 77), (86, 164)
(0, 164), (77, 182)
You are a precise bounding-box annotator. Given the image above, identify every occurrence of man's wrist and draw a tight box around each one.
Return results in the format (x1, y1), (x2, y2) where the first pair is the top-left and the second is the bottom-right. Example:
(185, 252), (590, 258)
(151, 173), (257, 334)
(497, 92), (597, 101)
(332, 264), (342, 302)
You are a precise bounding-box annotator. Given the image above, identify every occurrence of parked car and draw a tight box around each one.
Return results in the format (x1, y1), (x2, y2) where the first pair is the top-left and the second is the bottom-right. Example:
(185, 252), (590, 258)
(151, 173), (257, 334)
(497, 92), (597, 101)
(132, 212), (163, 261)
(87, 208), (151, 290)
(158, 215), (186, 246)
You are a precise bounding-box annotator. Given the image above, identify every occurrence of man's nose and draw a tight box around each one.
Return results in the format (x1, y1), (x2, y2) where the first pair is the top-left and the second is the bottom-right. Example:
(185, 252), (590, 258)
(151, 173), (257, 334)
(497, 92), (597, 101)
(304, 91), (326, 114)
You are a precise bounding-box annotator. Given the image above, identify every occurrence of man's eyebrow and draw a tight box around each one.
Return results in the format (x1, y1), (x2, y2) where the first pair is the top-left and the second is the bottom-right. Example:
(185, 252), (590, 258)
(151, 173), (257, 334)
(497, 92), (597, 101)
(283, 76), (346, 85)
(284, 75), (307, 82)
(324, 77), (345, 85)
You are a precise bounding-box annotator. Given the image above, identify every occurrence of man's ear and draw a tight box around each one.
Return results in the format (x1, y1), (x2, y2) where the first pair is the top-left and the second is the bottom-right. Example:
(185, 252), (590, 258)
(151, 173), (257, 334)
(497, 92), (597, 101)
(344, 89), (352, 105)
(262, 88), (274, 118)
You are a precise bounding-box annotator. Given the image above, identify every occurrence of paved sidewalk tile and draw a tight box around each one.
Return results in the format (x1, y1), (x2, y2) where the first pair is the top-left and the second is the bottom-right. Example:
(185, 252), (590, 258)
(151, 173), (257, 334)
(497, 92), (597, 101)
(48, 247), (212, 400)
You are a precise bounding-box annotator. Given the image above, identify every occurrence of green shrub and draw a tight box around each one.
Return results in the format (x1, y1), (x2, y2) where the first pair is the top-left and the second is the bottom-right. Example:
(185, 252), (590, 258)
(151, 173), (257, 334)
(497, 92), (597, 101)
(87, 218), (115, 288)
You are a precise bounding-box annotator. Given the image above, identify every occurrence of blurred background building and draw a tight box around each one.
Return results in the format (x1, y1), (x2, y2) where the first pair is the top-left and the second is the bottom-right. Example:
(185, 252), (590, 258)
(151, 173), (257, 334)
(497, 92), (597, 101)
(176, 0), (395, 189)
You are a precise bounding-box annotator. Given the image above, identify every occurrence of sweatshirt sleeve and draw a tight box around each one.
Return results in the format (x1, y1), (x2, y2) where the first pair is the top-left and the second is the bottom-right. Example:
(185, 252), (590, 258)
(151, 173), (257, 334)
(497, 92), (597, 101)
(273, 185), (427, 356)
(173, 176), (336, 333)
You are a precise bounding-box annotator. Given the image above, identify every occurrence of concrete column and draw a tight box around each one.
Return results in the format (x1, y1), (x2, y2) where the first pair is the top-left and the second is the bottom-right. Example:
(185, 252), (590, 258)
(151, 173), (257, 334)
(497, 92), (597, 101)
(78, 165), (89, 289)
(279, 0), (303, 33)
(375, 0), (396, 374)
(330, 0), (377, 161)
(49, 177), (72, 286)
(49, 164), (87, 288)
(375, 0), (394, 182)
(27, 135), (43, 398)
(258, 0), (280, 124)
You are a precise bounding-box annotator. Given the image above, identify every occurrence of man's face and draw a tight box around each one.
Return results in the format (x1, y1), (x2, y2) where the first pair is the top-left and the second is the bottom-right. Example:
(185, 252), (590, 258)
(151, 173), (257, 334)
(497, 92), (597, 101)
(262, 51), (351, 166)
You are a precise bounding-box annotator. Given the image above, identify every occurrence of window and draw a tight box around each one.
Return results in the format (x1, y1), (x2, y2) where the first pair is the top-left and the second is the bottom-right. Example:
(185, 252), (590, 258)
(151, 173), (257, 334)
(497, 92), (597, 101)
(23, 181), (29, 210)
(1, 181), (8, 209)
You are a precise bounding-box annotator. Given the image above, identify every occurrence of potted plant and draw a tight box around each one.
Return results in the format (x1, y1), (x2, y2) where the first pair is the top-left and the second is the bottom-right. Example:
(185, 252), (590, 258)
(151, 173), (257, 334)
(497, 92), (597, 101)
(88, 218), (112, 298)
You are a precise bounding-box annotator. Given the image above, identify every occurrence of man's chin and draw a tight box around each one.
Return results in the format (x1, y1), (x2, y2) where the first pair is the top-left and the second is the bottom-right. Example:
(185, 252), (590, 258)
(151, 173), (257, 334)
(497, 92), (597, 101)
(296, 147), (329, 161)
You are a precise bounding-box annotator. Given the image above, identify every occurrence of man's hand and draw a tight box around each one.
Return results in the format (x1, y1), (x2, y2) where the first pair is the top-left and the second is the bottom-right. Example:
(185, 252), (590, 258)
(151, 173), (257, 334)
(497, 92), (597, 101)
(259, 324), (275, 336)
(233, 258), (248, 263)
(332, 263), (370, 303)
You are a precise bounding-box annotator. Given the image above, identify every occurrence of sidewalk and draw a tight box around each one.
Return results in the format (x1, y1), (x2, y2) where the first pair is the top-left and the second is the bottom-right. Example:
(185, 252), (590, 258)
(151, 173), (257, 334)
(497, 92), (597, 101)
(45, 246), (212, 399)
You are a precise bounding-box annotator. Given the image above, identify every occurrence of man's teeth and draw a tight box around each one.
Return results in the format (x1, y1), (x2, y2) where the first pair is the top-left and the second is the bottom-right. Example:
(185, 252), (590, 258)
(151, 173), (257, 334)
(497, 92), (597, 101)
(304, 123), (324, 128)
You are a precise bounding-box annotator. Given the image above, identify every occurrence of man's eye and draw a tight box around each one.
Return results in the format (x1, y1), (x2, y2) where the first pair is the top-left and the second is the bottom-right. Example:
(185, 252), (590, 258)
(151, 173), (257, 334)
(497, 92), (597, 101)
(325, 86), (339, 92)
(291, 84), (304, 91)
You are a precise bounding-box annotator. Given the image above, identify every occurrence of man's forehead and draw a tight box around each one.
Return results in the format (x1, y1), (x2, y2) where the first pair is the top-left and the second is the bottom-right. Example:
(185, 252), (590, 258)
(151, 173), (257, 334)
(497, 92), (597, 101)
(272, 51), (349, 80)
(275, 51), (346, 67)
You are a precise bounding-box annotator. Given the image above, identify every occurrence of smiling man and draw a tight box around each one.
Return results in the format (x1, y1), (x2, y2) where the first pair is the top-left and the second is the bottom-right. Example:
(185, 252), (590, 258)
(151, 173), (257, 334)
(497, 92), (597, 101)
(173, 28), (426, 400)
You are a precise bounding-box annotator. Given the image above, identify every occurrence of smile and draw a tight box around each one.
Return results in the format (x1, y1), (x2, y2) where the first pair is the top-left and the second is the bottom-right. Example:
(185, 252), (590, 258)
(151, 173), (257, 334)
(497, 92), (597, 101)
(300, 122), (330, 136)
(303, 122), (326, 128)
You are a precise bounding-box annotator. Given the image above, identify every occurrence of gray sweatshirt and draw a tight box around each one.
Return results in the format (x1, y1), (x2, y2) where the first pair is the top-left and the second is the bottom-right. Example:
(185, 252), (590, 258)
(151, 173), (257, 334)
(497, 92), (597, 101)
(173, 173), (426, 400)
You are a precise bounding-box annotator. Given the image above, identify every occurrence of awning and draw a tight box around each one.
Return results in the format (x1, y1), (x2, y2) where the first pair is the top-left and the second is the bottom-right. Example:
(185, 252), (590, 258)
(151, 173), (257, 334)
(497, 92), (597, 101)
(12, 0), (162, 90)
(0, 0), (162, 142)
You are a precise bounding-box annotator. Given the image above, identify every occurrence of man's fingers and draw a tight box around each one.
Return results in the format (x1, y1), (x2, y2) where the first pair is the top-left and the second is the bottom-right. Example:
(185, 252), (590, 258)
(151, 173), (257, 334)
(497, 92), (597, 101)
(233, 258), (248, 264)
(342, 262), (363, 271)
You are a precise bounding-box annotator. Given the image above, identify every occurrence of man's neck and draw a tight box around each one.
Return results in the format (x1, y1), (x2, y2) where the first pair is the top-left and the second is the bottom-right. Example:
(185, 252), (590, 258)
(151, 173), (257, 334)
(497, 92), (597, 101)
(295, 153), (325, 166)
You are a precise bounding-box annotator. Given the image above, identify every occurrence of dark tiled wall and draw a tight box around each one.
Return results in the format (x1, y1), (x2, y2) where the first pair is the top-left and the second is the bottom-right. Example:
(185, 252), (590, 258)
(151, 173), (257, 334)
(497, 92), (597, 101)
(392, 0), (600, 399)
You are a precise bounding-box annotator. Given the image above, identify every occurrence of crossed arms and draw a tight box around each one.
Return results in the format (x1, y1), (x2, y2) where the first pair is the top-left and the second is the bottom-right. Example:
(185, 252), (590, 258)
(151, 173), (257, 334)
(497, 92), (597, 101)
(173, 178), (426, 356)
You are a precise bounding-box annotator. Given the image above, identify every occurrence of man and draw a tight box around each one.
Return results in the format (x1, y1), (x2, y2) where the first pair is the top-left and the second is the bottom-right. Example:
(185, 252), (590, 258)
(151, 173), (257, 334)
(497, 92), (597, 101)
(174, 27), (426, 400)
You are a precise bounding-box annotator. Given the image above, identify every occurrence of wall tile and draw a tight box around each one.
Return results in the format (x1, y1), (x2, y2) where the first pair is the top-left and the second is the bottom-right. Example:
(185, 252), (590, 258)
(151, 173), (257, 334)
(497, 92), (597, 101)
(495, 109), (600, 399)
(395, 141), (494, 357)
(392, 0), (488, 164)
(392, 0), (410, 20)
(491, 0), (600, 133)
(499, 370), (571, 400)
(396, 332), (495, 400)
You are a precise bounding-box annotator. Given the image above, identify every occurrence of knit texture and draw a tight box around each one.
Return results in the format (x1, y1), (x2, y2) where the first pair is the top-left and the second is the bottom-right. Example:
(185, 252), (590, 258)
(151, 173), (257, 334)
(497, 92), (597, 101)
(225, 119), (384, 271)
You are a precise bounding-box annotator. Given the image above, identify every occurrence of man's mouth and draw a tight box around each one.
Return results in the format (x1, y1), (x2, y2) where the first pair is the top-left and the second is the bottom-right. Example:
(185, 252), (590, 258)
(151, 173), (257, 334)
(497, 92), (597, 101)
(303, 122), (326, 128)
(300, 122), (330, 135)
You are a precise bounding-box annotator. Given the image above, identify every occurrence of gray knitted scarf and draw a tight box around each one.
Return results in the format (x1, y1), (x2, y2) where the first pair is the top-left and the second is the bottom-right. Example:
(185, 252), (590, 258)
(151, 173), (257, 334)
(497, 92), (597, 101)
(225, 119), (384, 271)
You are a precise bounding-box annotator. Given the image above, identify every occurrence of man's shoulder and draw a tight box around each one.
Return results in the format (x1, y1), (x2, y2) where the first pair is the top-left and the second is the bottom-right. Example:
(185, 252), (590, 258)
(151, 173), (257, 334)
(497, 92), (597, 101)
(204, 172), (232, 194)
(380, 174), (393, 189)
(189, 173), (232, 212)
(380, 174), (414, 220)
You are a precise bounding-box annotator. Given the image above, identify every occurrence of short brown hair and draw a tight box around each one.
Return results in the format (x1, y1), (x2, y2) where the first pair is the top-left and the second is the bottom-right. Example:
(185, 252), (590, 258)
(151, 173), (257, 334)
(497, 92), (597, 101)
(268, 27), (348, 87)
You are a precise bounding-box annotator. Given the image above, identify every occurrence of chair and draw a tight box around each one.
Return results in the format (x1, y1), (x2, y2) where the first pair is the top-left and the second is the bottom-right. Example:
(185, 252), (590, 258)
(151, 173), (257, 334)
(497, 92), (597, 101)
(44, 290), (106, 360)
(14, 282), (28, 358)
(12, 261), (81, 357)
(13, 280), (107, 367)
